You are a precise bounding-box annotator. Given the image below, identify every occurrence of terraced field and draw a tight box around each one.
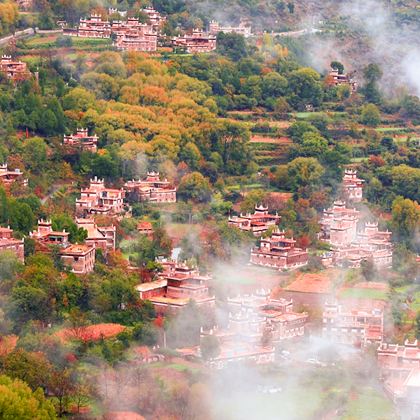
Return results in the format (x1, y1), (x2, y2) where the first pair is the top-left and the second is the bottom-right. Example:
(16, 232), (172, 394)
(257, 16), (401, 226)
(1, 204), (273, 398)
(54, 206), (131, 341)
(250, 134), (293, 166)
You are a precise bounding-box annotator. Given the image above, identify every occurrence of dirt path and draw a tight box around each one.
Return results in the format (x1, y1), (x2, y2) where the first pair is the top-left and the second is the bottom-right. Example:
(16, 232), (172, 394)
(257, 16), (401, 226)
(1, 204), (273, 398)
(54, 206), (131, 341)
(41, 182), (73, 204)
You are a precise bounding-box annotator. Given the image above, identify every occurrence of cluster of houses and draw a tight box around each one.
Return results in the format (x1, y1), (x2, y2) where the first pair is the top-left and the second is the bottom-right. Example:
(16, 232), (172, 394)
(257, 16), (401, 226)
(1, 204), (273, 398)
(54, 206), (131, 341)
(0, 55), (31, 82)
(171, 28), (217, 54)
(320, 200), (393, 269)
(209, 19), (252, 38)
(0, 165), (27, 262)
(0, 168), (176, 274)
(0, 163), (28, 189)
(200, 290), (307, 369)
(75, 172), (176, 218)
(172, 19), (252, 54)
(377, 340), (420, 413)
(63, 9), (214, 53)
(64, 8), (165, 52)
(0, 226), (24, 262)
(63, 128), (98, 153)
(251, 228), (309, 270)
(314, 169), (393, 268)
(322, 301), (384, 347)
(2, 215), (117, 275)
(76, 177), (126, 218)
(134, 259), (309, 368)
(124, 171), (177, 203)
(29, 218), (110, 274)
(62, 6), (254, 54)
(228, 204), (308, 270)
(0, 138), (413, 412)
(342, 169), (364, 202)
(228, 204), (280, 236)
(325, 67), (357, 93)
(140, 268), (308, 368)
(136, 261), (214, 314)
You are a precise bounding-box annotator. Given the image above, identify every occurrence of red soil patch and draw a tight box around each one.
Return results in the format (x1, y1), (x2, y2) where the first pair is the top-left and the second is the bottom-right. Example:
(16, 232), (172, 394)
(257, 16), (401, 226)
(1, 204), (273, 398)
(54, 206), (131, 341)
(55, 323), (126, 343)
(0, 335), (18, 357)
(285, 270), (339, 294)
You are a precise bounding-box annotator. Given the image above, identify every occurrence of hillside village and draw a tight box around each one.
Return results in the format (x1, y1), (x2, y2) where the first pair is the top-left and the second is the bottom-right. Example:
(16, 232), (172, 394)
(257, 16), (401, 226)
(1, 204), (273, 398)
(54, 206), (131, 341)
(0, 0), (418, 419)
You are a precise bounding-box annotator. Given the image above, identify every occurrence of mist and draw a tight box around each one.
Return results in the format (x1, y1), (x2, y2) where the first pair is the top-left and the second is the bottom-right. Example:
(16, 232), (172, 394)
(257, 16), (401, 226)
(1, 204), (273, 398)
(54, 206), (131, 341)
(305, 0), (420, 96)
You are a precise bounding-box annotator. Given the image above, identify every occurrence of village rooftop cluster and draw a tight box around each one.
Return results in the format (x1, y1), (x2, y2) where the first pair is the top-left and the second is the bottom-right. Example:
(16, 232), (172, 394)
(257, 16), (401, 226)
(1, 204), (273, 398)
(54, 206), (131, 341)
(61, 8), (252, 53)
(0, 129), (416, 414)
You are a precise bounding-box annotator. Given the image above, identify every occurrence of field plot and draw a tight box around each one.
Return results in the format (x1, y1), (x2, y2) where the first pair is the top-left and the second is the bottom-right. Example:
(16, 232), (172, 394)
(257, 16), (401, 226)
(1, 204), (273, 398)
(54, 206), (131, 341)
(250, 135), (292, 144)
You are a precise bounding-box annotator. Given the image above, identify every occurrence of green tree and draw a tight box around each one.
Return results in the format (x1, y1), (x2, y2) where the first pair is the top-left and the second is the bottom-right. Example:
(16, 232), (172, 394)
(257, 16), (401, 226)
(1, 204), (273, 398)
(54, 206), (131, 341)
(212, 120), (252, 175)
(49, 368), (74, 417)
(52, 214), (87, 244)
(287, 157), (324, 190)
(0, 375), (56, 419)
(391, 165), (420, 201)
(361, 103), (381, 127)
(274, 97), (290, 116)
(91, 152), (119, 179)
(8, 201), (35, 234)
(0, 186), (8, 224)
(400, 95), (420, 119)
(240, 190), (265, 213)
(178, 172), (212, 203)
(288, 67), (323, 108)
(1, 349), (52, 391)
(88, 268), (155, 325)
(24, 237), (36, 258)
(37, 109), (57, 136)
(94, 52), (127, 78)
(121, 235), (158, 267)
(261, 72), (288, 99)
(291, 131), (329, 158)
(132, 322), (158, 346)
(391, 197), (420, 250)
(0, 251), (22, 292)
(62, 87), (96, 111)
(9, 255), (59, 327)
(392, 243), (418, 279)
(363, 63), (382, 104)
(330, 61), (344, 74)
(81, 72), (119, 100)
(22, 137), (48, 174)
(11, 286), (52, 326)
(216, 32), (248, 61)
(179, 142), (202, 170)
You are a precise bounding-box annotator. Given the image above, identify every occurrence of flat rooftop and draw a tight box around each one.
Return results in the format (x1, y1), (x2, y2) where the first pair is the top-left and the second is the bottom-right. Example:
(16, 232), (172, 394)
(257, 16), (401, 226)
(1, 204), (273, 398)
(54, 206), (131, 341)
(136, 279), (167, 292)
